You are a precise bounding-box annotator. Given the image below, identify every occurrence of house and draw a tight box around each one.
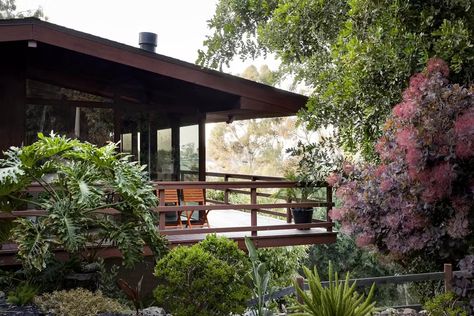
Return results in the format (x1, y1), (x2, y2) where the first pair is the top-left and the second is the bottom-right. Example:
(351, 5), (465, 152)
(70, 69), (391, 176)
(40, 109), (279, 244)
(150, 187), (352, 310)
(0, 17), (307, 181)
(0, 18), (336, 261)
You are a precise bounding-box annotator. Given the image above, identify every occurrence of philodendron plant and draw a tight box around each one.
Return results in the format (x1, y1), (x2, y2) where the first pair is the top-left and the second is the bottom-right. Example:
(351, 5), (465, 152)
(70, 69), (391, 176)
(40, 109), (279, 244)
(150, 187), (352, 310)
(0, 133), (167, 271)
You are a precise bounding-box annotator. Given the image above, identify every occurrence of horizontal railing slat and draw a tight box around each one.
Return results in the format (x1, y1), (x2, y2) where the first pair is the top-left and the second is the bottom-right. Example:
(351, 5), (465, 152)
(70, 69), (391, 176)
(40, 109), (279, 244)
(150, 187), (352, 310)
(160, 222), (334, 235)
(154, 180), (328, 189)
(154, 202), (328, 213)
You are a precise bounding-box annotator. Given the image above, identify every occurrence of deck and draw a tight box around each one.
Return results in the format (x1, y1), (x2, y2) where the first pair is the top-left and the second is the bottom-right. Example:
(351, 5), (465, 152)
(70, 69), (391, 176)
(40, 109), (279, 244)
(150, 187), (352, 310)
(0, 172), (337, 266)
(165, 209), (337, 248)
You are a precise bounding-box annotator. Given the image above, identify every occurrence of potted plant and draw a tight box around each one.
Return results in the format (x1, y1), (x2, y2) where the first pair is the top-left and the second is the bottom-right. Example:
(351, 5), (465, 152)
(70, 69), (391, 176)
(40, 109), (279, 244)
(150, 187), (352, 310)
(273, 171), (318, 225)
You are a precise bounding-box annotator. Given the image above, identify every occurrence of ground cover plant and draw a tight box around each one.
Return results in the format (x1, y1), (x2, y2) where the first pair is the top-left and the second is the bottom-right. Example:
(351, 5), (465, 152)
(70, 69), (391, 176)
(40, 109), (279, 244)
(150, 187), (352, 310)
(34, 288), (127, 316)
(0, 133), (167, 271)
(328, 58), (474, 271)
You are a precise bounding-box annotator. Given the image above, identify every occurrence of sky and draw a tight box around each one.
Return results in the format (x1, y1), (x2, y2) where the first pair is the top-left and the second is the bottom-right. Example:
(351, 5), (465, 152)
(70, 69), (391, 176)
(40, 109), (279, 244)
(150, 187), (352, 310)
(15, 0), (275, 75)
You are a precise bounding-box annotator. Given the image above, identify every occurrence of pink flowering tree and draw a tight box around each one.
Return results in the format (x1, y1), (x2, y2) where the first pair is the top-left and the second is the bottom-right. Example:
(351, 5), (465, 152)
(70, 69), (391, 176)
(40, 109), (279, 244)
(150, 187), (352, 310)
(328, 58), (474, 269)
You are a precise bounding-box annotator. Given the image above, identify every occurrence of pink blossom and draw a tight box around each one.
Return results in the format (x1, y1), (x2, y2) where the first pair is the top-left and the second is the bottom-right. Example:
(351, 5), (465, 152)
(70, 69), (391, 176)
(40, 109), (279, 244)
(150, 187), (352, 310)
(406, 147), (423, 167)
(340, 222), (353, 234)
(356, 232), (374, 247)
(455, 141), (474, 159)
(402, 73), (427, 101)
(393, 100), (417, 119)
(420, 163), (454, 203)
(375, 164), (387, 177)
(454, 109), (474, 137)
(403, 213), (427, 231)
(343, 195), (357, 209)
(426, 57), (450, 77)
(447, 212), (470, 239)
(328, 208), (343, 221)
(380, 179), (392, 192)
(326, 172), (340, 186)
(396, 127), (417, 149)
(385, 214), (400, 227)
(452, 196), (470, 214)
(342, 163), (355, 175)
(454, 109), (474, 158)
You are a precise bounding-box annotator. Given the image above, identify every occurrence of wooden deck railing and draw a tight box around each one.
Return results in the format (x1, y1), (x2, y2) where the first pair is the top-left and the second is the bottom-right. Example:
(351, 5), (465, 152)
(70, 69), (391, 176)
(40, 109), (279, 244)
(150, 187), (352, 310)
(180, 171), (329, 222)
(154, 179), (334, 237)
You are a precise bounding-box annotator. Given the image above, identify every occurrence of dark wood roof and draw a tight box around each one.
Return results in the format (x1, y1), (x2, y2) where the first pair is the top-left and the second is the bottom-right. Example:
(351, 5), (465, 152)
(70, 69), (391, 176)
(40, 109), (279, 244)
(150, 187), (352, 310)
(0, 18), (308, 123)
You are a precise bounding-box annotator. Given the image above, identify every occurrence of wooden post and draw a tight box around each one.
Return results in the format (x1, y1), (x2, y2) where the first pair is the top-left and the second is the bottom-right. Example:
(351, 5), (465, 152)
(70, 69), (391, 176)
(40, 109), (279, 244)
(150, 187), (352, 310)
(296, 276), (305, 304)
(444, 263), (453, 292)
(198, 117), (206, 182)
(224, 174), (229, 204)
(158, 188), (166, 231)
(250, 187), (257, 236)
(326, 185), (333, 232)
(286, 198), (292, 223)
(0, 46), (26, 155)
(171, 117), (180, 181)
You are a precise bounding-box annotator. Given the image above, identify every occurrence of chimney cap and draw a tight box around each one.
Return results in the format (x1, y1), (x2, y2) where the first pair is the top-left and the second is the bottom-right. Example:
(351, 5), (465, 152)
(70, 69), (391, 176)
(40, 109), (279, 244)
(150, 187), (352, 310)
(139, 32), (157, 52)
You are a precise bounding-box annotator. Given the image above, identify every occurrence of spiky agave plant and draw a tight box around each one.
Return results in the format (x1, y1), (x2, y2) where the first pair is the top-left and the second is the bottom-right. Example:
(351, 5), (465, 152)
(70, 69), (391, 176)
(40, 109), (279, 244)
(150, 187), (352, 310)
(292, 262), (376, 316)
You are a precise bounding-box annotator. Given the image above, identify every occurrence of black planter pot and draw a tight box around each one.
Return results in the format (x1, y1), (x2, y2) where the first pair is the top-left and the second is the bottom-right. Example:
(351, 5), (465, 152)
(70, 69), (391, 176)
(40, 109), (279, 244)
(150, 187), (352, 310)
(291, 207), (314, 227)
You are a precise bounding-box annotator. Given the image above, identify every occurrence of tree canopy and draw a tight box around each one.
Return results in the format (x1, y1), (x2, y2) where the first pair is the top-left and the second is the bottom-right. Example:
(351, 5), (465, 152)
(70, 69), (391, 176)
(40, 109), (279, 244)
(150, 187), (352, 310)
(198, 0), (474, 159)
(0, 0), (44, 19)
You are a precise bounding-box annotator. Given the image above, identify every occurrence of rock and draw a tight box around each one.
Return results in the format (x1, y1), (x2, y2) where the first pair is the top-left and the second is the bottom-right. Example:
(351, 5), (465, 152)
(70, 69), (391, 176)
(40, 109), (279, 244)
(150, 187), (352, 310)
(399, 308), (418, 315)
(141, 306), (167, 316)
(81, 262), (101, 272)
(0, 291), (4, 299)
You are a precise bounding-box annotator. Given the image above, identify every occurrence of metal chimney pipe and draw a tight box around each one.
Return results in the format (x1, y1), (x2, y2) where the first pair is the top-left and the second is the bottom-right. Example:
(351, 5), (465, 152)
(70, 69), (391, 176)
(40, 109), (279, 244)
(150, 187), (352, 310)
(139, 32), (157, 52)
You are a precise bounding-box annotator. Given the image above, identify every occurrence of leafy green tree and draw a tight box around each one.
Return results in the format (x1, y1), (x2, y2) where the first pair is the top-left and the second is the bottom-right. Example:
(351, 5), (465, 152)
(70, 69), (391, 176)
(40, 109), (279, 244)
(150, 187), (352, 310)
(199, 0), (474, 159)
(0, 0), (44, 19)
(0, 133), (167, 271)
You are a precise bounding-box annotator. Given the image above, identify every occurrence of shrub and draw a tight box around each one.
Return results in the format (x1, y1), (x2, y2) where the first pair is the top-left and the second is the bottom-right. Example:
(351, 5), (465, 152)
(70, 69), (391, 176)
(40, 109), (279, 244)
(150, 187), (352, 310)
(329, 58), (474, 268)
(258, 245), (307, 287)
(7, 282), (37, 306)
(199, 234), (250, 273)
(292, 262), (376, 316)
(424, 292), (467, 316)
(0, 133), (167, 271)
(34, 288), (127, 316)
(154, 244), (251, 316)
(452, 255), (474, 314)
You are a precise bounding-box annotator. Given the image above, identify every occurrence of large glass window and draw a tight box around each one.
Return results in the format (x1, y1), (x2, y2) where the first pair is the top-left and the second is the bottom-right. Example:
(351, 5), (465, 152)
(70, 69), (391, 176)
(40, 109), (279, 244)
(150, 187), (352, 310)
(25, 105), (113, 145)
(156, 129), (173, 180)
(25, 80), (114, 146)
(25, 104), (74, 144)
(180, 125), (199, 180)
